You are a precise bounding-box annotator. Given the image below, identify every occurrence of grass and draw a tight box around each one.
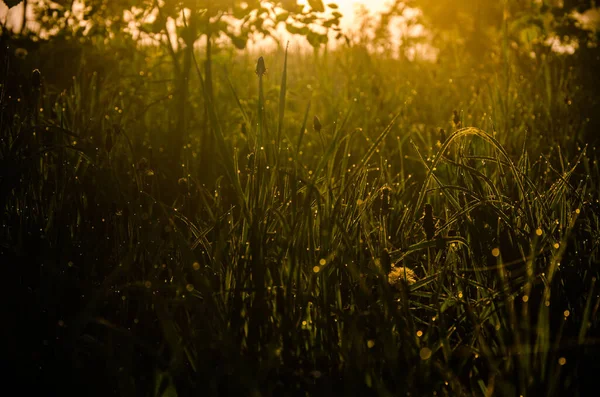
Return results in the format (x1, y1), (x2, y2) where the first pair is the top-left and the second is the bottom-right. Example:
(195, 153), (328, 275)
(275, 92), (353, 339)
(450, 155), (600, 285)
(2, 30), (599, 397)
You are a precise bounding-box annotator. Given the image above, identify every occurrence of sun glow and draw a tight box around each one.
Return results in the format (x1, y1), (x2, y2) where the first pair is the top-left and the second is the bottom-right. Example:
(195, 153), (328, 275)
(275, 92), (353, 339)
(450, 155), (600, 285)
(298, 0), (392, 29)
(1, 1), (432, 57)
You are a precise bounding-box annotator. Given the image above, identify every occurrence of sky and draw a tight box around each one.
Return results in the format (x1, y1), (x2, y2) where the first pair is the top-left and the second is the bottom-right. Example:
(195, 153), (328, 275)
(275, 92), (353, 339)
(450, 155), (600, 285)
(311, 0), (392, 29)
(259, 0), (397, 51)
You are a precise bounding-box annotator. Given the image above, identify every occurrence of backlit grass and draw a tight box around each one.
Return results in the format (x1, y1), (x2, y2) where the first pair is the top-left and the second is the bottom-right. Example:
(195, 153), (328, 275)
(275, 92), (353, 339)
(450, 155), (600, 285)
(2, 29), (599, 397)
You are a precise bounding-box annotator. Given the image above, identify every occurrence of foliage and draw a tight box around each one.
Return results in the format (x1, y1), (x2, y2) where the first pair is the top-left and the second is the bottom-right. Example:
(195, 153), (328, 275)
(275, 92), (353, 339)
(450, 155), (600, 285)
(29, 0), (341, 49)
(384, 0), (599, 59)
(2, 0), (23, 9)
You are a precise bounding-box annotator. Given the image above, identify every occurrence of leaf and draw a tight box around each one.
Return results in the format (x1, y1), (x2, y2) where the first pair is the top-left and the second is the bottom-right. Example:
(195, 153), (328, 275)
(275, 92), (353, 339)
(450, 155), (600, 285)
(286, 24), (308, 35)
(306, 30), (327, 47)
(276, 11), (290, 23)
(308, 0), (325, 13)
(228, 33), (247, 49)
(2, 0), (23, 8)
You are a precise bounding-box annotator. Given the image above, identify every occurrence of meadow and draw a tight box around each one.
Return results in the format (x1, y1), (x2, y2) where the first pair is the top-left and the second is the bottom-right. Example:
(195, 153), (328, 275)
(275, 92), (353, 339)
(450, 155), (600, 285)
(2, 6), (600, 396)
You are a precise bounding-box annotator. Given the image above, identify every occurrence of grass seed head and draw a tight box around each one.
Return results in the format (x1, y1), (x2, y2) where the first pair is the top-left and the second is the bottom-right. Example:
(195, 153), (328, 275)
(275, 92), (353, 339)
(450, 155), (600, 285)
(379, 186), (391, 216)
(424, 203), (433, 216)
(255, 56), (267, 77)
(380, 248), (391, 274)
(32, 69), (42, 89)
(423, 203), (436, 240)
(452, 109), (461, 128)
(439, 128), (446, 142)
(372, 186), (392, 217)
(388, 266), (417, 289)
(314, 115), (322, 133)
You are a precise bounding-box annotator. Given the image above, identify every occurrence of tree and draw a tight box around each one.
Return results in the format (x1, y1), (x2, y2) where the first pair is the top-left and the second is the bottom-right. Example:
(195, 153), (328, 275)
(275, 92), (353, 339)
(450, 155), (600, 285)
(2, 0), (23, 8)
(379, 0), (600, 142)
(8, 0), (342, 166)
(378, 0), (598, 61)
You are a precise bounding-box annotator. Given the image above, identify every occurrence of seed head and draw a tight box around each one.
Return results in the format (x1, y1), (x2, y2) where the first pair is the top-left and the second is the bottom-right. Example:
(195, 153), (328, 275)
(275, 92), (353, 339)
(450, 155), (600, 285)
(452, 110), (461, 128)
(424, 203), (433, 216)
(378, 186), (392, 216)
(422, 203), (436, 240)
(255, 56), (267, 77)
(388, 266), (417, 288)
(439, 128), (446, 142)
(313, 115), (322, 133)
(32, 69), (42, 89)
(380, 249), (391, 274)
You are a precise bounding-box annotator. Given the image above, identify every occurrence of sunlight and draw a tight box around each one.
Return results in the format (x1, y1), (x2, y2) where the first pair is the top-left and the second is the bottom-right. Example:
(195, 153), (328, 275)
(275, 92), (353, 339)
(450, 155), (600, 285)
(2, 1), (598, 395)
(298, 0), (392, 29)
